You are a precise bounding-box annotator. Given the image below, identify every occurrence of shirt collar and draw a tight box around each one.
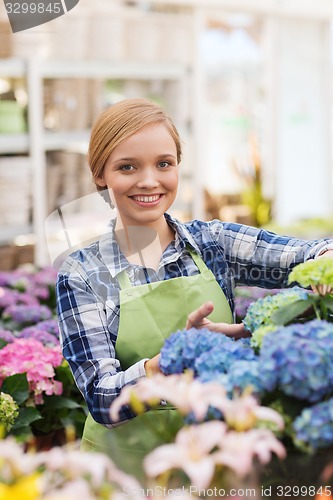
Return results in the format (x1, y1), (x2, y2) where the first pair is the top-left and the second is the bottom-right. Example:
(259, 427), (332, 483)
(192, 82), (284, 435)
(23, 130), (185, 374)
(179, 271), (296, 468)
(98, 213), (201, 279)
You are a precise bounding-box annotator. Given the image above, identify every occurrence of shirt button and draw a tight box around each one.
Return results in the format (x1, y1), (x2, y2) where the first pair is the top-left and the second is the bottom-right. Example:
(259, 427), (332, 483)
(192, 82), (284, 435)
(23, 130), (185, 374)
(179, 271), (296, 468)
(126, 290), (133, 296)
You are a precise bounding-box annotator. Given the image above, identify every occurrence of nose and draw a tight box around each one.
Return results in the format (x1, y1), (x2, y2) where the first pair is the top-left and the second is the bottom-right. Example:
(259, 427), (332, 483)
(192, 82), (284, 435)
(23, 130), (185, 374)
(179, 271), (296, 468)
(136, 167), (160, 190)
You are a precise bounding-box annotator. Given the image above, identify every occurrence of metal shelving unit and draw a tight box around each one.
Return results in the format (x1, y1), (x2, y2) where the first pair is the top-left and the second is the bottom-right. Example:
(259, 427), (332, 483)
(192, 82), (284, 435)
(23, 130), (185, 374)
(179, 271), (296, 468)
(0, 57), (191, 265)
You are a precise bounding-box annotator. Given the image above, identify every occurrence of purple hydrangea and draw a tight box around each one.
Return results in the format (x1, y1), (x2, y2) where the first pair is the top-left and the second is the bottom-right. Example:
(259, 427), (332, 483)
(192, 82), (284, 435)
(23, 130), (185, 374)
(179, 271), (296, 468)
(3, 304), (52, 325)
(0, 329), (16, 344)
(293, 397), (333, 450)
(0, 270), (34, 290)
(28, 285), (50, 301)
(33, 266), (57, 287)
(0, 288), (18, 309)
(17, 328), (59, 346)
(34, 319), (59, 337)
(0, 288), (39, 310)
(235, 296), (256, 321)
(259, 320), (333, 402)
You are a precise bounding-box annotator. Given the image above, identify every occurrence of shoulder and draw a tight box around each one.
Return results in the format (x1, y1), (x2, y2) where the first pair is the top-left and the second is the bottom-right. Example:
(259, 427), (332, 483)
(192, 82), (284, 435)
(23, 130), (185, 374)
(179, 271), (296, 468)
(57, 240), (104, 280)
(182, 218), (241, 240)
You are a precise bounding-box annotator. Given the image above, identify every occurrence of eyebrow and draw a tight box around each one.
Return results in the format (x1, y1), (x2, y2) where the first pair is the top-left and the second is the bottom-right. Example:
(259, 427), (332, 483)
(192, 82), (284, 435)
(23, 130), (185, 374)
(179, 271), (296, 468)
(113, 153), (177, 163)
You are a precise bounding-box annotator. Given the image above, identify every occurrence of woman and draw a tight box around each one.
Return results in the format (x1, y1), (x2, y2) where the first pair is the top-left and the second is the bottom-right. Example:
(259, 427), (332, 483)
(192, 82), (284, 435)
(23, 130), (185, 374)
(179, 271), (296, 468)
(56, 98), (333, 475)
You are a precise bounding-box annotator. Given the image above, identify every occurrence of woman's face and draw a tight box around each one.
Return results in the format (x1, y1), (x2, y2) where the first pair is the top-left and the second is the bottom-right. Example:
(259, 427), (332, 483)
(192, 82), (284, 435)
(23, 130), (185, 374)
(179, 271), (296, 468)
(97, 122), (179, 228)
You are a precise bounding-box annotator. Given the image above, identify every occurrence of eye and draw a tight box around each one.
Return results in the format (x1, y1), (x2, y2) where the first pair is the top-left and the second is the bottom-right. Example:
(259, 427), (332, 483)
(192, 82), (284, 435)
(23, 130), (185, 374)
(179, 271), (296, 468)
(158, 161), (171, 168)
(119, 165), (135, 171)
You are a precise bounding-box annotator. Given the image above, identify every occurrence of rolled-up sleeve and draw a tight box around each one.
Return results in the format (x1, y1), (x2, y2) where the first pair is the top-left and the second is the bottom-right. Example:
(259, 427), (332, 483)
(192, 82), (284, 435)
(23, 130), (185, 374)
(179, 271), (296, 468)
(56, 260), (147, 427)
(210, 220), (333, 288)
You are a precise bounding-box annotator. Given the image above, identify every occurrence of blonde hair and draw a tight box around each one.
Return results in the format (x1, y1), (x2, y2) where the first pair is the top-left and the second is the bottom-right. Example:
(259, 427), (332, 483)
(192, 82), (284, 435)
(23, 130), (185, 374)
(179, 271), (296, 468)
(88, 98), (182, 191)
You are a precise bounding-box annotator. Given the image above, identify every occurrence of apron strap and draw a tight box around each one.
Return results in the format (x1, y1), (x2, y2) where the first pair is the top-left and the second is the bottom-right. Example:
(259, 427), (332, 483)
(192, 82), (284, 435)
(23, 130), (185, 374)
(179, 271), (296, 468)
(117, 269), (132, 289)
(117, 247), (208, 290)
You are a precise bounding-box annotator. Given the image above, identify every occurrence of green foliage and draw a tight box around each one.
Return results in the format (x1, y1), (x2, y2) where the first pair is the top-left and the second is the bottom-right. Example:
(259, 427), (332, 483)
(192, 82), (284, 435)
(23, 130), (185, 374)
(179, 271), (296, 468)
(288, 258), (333, 289)
(1, 373), (29, 405)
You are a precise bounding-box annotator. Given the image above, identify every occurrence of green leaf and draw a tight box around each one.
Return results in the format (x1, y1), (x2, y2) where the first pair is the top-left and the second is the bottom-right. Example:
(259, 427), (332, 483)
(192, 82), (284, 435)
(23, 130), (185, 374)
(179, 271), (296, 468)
(10, 425), (33, 441)
(0, 338), (8, 349)
(1, 373), (29, 404)
(323, 295), (333, 313)
(12, 407), (42, 429)
(271, 298), (314, 326)
(41, 396), (81, 410)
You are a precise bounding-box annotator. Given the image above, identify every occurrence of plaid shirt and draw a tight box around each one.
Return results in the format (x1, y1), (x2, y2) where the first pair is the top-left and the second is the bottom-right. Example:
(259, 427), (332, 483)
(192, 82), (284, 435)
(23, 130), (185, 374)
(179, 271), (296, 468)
(56, 213), (333, 426)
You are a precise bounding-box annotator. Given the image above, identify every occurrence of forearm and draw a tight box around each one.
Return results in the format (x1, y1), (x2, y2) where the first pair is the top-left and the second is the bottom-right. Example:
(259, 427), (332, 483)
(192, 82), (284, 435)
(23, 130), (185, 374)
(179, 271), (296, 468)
(73, 356), (148, 426)
(218, 222), (333, 287)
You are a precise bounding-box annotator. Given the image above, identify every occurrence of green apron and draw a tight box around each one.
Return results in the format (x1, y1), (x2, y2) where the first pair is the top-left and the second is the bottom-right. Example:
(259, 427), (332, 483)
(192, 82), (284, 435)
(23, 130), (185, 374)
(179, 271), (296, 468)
(81, 249), (233, 479)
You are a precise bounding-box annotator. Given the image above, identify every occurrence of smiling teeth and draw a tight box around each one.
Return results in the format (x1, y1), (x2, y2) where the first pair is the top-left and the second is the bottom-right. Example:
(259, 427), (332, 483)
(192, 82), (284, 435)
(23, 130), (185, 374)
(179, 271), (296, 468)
(133, 195), (160, 203)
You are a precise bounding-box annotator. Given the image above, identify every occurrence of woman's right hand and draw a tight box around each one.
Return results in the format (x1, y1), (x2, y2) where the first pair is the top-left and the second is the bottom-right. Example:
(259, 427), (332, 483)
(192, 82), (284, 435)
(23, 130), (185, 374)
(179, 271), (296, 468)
(144, 353), (161, 376)
(186, 301), (250, 339)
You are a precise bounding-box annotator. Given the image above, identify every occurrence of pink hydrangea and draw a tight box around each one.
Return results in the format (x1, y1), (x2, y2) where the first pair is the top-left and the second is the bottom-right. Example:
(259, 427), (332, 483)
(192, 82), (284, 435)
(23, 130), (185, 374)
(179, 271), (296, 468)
(0, 338), (63, 405)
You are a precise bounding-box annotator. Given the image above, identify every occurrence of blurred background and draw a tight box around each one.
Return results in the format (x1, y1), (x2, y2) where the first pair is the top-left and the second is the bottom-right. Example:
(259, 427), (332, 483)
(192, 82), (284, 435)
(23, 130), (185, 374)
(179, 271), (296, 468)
(0, 0), (333, 269)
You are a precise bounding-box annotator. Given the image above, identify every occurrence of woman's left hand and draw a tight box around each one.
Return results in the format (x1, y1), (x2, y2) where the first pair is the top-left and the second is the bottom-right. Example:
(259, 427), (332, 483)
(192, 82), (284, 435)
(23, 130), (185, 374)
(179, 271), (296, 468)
(186, 301), (250, 339)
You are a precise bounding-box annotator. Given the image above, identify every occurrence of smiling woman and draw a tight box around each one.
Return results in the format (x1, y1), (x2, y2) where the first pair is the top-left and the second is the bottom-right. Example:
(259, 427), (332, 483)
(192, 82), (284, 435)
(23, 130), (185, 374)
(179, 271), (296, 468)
(96, 122), (179, 232)
(56, 97), (333, 477)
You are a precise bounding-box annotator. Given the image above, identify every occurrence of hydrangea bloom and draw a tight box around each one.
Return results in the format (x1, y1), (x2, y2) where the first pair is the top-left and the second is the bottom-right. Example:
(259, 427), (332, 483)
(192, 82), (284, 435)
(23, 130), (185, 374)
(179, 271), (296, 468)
(3, 304), (52, 325)
(235, 287), (282, 321)
(33, 319), (59, 337)
(0, 329), (15, 344)
(19, 319), (60, 345)
(288, 257), (333, 289)
(235, 296), (256, 321)
(250, 324), (278, 350)
(0, 288), (39, 310)
(0, 392), (19, 429)
(0, 338), (63, 405)
(17, 328), (59, 346)
(243, 287), (310, 333)
(220, 360), (266, 397)
(259, 320), (333, 402)
(159, 328), (221, 374)
(195, 338), (256, 377)
(159, 328), (255, 377)
(293, 397), (333, 450)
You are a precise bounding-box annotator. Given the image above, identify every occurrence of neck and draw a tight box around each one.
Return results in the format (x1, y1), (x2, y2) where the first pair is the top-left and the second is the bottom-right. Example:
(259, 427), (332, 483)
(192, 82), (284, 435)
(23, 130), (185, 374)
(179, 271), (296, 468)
(114, 216), (175, 264)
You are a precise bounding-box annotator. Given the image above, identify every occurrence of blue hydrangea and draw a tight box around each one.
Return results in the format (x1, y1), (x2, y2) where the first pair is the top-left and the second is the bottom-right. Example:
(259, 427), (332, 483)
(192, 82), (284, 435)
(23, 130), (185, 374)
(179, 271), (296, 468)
(243, 287), (310, 333)
(259, 320), (333, 402)
(159, 328), (256, 377)
(235, 287), (282, 320)
(220, 360), (266, 397)
(195, 338), (256, 376)
(293, 397), (333, 450)
(160, 328), (228, 375)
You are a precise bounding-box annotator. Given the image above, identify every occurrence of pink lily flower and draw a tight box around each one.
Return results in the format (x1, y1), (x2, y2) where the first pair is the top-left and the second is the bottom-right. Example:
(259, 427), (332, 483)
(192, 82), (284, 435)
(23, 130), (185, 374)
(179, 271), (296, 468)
(144, 421), (227, 489)
(110, 372), (228, 422)
(213, 428), (286, 478)
(222, 394), (284, 432)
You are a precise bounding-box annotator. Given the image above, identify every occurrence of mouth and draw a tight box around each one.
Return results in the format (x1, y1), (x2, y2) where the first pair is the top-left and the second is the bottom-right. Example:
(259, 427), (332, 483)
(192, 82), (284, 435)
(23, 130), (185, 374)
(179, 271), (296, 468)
(129, 194), (164, 206)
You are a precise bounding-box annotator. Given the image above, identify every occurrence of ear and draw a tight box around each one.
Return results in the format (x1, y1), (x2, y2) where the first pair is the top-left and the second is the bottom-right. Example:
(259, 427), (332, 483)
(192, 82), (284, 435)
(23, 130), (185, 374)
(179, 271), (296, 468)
(96, 176), (107, 188)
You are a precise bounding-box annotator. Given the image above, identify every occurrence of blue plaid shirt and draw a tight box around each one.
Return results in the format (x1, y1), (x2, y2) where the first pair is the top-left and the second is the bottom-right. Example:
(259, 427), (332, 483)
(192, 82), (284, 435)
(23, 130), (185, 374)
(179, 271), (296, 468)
(56, 213), (333, 426)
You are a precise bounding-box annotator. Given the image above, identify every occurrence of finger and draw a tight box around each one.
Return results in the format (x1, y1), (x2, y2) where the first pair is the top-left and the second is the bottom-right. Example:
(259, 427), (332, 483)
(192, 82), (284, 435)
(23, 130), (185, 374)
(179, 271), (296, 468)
(186, 302), (214, 329)
(207, 322), (250, 339)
